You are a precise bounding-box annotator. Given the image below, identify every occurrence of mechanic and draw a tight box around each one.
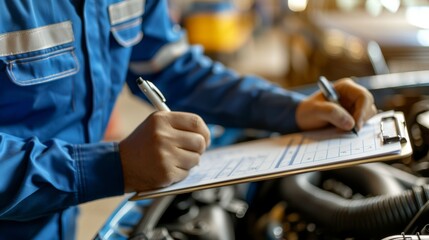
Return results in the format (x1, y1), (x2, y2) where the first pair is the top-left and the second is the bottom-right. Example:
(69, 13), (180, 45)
(0, 0), (377, 239)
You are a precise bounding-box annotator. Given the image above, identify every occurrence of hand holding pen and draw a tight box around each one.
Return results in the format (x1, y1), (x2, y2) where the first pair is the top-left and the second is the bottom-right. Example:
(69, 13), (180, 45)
(295, 77), (377, 133)
(118, 78), (211, 193)
(318, 76), (358, 135)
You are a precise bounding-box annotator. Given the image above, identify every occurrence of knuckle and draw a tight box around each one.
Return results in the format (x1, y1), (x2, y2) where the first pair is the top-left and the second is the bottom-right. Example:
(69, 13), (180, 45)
(151, 128), (167, 145)
(150, 111), (165, 121)
(147, 111), (168, 128)
(335, 78), (352, 88)
(188, 114), (206, 131)
(190, 114), (202, 129)
(182, 155), (199, 170)
(194, 134), (206, 152)
(192, 155), (201, 166)
(367, 92), (375, 102)
(343, 78), (354, 84)
(158, 168), (175, 187)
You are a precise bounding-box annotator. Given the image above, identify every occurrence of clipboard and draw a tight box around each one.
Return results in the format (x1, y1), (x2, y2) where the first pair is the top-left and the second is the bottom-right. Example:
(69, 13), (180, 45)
(130, 111), (412, 200)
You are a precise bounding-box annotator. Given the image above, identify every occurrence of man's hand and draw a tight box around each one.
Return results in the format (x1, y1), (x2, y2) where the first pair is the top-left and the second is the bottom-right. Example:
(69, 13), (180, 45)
(119, 111), (211, 193)
(296, 78), (377, 132)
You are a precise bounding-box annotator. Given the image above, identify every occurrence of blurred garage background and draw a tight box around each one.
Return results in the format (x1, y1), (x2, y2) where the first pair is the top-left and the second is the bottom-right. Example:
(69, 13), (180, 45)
(79, 1), (429, 239)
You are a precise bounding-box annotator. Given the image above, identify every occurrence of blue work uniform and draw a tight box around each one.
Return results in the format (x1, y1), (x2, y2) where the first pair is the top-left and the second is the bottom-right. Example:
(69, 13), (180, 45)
(0, 0), (305, 239)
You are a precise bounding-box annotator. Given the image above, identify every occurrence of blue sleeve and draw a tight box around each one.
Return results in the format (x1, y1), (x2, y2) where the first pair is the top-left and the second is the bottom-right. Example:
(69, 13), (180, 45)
(0, 133), (124, 221)
(126, 0), (306, 134)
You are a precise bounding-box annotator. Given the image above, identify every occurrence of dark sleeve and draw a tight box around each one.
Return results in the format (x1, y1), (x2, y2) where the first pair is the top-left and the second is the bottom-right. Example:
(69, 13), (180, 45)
(126, 0), (306, 134)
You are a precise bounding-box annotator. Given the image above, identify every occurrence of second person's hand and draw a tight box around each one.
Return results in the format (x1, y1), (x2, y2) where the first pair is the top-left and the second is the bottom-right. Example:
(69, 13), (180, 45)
(119, 111), (211, 193)
(296, 78), (377, 132)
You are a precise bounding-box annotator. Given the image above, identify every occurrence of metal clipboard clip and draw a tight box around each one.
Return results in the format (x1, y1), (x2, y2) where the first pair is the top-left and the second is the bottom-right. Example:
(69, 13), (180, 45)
(380, 115), (407, 145)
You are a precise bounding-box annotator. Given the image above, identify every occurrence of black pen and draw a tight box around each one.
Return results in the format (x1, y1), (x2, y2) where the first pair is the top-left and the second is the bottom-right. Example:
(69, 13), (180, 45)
(318, 76), (358, 135)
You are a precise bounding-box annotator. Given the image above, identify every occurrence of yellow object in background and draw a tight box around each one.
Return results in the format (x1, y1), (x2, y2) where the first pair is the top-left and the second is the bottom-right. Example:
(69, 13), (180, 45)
(183, 4), (253, 54)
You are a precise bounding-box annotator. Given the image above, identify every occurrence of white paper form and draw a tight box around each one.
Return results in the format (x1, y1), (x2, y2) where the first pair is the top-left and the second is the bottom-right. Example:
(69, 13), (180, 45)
(134, 111), (404, 199)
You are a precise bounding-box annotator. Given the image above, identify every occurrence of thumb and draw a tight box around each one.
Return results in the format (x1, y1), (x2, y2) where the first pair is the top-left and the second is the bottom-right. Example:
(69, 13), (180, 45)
(319, 102), (355, 131)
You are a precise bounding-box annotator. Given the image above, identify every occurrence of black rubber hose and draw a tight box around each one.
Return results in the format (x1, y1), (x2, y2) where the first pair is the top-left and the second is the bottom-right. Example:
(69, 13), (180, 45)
(280, 171), (429, 236)
(320, 163), (408, 195)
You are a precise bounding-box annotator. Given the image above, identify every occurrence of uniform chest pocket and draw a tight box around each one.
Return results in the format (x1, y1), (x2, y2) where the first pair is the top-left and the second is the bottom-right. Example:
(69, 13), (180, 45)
(0, 21), (79, 124)
(109, 0), (145, 47)
(7, 47), (79, 86)
(1, 21), (79, 86)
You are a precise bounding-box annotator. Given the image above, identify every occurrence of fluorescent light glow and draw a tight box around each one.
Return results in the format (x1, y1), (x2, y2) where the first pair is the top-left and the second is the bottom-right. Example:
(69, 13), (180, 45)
(417, 30), (429, 46)
(324, 29), (346, 56)
(406, 7), (429, 29)
(380, 0), (400, 13)
(365, 0), (383, 16)
(336, 0), (360, 12)
(346, 36), (365, 60)
(288, 0), (308, 12)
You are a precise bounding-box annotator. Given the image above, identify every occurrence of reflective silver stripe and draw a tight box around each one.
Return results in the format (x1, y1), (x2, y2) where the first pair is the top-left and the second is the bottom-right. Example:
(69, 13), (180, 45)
(129, 37), (189, 74)
(109, 0), (145, 25)
(0, 21), (74, 57)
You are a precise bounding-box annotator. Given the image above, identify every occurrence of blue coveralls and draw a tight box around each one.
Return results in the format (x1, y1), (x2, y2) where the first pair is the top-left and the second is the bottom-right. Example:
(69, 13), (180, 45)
(0, 0), (305, 239)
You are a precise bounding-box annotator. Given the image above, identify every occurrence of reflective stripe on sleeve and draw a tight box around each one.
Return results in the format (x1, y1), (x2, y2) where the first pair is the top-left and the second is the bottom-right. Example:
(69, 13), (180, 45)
(0, 21), (74, 57)
(129, 37), (189, 74)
